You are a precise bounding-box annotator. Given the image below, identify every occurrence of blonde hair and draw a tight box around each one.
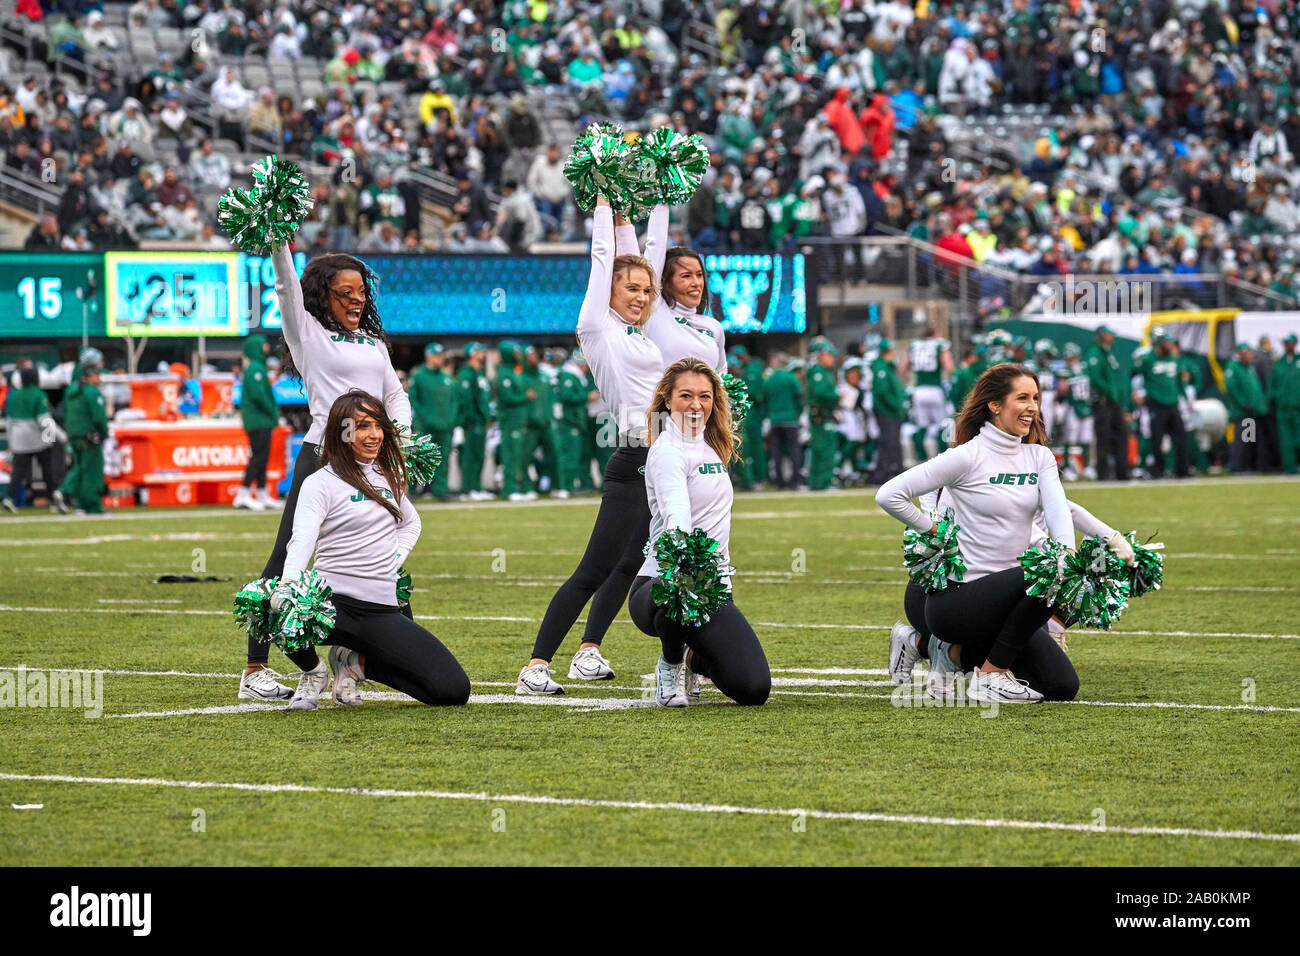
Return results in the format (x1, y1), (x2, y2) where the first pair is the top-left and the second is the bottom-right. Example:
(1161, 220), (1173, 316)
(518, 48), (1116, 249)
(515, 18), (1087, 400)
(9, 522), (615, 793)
(646, 357), (740, 465)
(611, 254), (658, 327)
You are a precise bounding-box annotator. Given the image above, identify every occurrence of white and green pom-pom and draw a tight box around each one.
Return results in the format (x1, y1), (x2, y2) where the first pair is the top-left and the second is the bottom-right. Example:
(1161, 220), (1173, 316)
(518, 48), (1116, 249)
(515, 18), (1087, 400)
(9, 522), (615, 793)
(902, 508), (966, 592)
(233, 577), (279, 644)
(635, 127), (710, 205)
(396, 565), (413, 605)
(563, 123), (636, 212)
(396, 424), (443, 486)
(722, 372), (752, 425)
(646, 528), (734, 626)
(1126, 532), (1165, 598)
(272, 570), (336, 652)
(1021, 535), (1131, 630)
(217, 154), (313, 254)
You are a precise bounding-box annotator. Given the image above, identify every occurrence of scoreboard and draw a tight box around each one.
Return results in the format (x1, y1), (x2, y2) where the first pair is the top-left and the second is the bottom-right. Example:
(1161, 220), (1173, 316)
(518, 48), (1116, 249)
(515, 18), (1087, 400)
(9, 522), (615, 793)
(105, 251), (241, 337)
(0, 252), (104, 338)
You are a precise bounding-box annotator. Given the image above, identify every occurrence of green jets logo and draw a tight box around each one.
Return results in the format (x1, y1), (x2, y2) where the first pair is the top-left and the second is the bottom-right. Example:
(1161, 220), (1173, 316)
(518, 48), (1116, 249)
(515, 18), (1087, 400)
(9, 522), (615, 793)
(988, 473), (1038, 485)
(674, 317), (716, 339)
(331, 333), (379, 346)
(698, 463), (728, 475)
(350, 488), (395, 502)
(626, 326), (643, 337)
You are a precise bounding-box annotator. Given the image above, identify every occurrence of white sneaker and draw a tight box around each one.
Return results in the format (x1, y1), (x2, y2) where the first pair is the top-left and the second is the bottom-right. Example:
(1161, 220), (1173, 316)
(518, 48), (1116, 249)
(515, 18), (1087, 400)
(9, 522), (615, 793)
(524, 491), (539, 501)
(888, 620), (922, 685)
(683, 652), (701, 702)
(925, 669), (963, 702)
(258, 490), (284, 510)
(233, 491), (265, 512)
(1048, 617), (1069, 654)
(568, 645), (614, 680)
(968, 668), (1043, 703)
(329, 645), (365, 706)
(52, 490), (70, 514)
(1, 498), (15, 513)
(655, 655), (688, 708)
(288, 659), (329, 710)
(553, 489), (570, 499)
(237, 665), (294, 701)
(516, 662), (564, 695)
(471, 491), (494, 501)
(508, 492), (530, 502)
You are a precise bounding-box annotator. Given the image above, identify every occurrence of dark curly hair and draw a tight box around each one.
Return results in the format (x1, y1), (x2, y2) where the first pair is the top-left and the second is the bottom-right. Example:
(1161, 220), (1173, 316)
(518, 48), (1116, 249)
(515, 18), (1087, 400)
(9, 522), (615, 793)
(280, 253), (391, 379)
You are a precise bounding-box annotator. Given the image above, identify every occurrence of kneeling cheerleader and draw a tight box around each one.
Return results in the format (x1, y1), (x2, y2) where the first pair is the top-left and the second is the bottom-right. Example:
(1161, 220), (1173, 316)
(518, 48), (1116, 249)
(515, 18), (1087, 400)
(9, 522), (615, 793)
(629, 358), (771, 707)
(242, 389), (470, 710)
(875, 363), (1130, 703)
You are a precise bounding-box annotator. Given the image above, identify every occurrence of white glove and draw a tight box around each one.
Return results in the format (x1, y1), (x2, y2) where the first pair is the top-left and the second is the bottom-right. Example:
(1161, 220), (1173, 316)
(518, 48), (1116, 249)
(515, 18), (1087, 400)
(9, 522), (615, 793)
(1107, 531), (1135, 567)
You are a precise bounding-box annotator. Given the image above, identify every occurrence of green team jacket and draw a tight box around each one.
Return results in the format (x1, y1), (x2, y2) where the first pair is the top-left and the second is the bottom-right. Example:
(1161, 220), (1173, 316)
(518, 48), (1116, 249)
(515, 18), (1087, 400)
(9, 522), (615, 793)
(556, 369), (590, 428)
(806, 364), (840, 423)
(1180, 355), (1203, 395)
(1224, 359), (1267, 419)
(239, 336), (279, 431)
(64, 378), (108, 439)
(494, 364), (531, 425)
(408, 365), (459, 432)
(521, 365), (552, 427)
(1268, 353), (1300, 408)
(5, 382), (49, 422)
(763, 368), (804, 426)
(742, 359), (767, 417)
(871, 358), (907, 419)
(1132, 348), (1183, 406)
(1085, 344), (1127, 406)
(457, 364), (492, 426)
(949, 364), (977, 413)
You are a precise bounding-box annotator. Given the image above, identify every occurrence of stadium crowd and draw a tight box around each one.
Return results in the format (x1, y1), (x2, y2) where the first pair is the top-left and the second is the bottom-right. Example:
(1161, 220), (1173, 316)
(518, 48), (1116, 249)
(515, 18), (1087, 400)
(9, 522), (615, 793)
(3, 0), (1300, 304)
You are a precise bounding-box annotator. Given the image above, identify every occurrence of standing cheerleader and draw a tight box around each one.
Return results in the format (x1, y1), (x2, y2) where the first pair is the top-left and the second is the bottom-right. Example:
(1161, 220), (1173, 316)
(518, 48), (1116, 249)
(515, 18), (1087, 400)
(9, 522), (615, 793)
(515, 196), (664, 695)
(238, 240), (413, 701)
(279, 390), (469, 711)
(629, 358), (771, 706)
(876, 364), (1090, 703)
(621, 204), (727, 373)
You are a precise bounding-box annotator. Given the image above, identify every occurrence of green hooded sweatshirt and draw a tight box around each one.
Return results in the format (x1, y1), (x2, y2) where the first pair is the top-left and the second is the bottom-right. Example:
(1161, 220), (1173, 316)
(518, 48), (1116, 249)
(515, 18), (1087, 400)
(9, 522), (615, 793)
(239, 335), (279, 431)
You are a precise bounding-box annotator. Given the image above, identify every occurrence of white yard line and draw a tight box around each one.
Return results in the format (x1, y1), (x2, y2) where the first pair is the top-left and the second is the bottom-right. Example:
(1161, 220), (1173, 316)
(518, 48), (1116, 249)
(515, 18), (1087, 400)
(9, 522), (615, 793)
(0, 771), (1295, 843)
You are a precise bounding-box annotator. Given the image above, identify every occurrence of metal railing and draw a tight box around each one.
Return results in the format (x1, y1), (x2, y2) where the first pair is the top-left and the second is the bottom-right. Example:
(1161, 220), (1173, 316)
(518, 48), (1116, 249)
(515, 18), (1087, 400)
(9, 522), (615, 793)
(801, 235), (1299, 316)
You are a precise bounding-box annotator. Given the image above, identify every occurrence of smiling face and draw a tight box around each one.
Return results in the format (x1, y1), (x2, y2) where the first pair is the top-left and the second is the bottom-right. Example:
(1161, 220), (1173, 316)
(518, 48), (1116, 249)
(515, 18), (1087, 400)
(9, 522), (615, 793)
(665, 255), (704, 310)
(328, 269), (366, 331)
(988, 374), (1040, 439)
(610, 265), (653, 325)
(348, 408), (384, 463)
(667, 371), (714, 437)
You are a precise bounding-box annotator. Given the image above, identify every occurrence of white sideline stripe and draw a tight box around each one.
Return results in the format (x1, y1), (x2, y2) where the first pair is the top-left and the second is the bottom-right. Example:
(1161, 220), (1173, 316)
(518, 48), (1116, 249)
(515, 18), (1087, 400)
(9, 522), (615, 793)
(98, 598), (183, 603)
(1, 604), (1296, 640)
(772, 667), (889, 675)
(0, 772), (1294, 843)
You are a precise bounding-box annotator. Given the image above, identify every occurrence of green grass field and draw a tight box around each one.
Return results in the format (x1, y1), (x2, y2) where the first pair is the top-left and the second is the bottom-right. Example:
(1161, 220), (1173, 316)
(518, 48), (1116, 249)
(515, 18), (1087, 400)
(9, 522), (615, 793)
(2, 477), (1298, 866)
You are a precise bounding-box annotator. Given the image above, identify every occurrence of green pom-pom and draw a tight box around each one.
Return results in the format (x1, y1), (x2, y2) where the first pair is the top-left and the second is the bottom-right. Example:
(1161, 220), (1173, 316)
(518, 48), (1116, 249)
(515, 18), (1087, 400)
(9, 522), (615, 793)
(902, 508), (966, 592)
(1021, 536), (1131, 630)
(722, 372), (751, 425)
(646, 528), (734, 626)
(396, 565), (412, 605)
(636, 127), (710, 205)
(217, 155), (313, 254)
(397, 425), (443, 486)
(233, 577), (279, 644)
(564, 123), (636, 213)
(1127, 532), (1165, 598)
(272, 570), (336, 653)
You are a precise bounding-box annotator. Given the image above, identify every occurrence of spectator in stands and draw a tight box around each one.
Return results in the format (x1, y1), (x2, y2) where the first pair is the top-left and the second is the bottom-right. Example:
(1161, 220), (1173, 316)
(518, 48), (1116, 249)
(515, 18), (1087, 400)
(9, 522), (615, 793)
(129, 0), (170, 30)
(359, 219), (403, 252)
(46, 14), (88, 66)
(248, 87), (283, 146)
(108, 98), (155, 162)
(527, 142), (570, 240)
(23, 214), (61, 251)
(210, 66), (252, 150)
(188, 137), (231, 195)
(56, 168), (97, 235)
(108, 140), (142, 182)
(328, 180), (360, 251)
(496, 179), (543, 252)
(162, 195), (203, 241)
(4, 140), (38, 178)
(87, 209), (137, 250)
(62, 226), (93, 251)
(269, 22), (301, 60)
(157, 90), (193, 145)
(156, 166), (197, 208)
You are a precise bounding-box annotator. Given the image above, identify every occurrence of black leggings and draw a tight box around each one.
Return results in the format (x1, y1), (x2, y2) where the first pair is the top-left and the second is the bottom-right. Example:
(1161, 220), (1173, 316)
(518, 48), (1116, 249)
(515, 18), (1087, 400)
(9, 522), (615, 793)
(530, 445), (650, 661)
(243, 427), (272, 487)
(925, 568), (1079, 700)
(629, 576), (771, 706)
(249, 441), (322, 668)
(328, 594), (470, 706)
(903, 580), (932, 659)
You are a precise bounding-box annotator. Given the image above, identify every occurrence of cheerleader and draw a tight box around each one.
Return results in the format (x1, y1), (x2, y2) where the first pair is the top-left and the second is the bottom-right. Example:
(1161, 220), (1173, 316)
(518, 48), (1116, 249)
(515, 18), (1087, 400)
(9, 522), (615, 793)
(629, 358), (771, 706)
(622, 204), (727, 373)
(515, 196), (664, 695)
(238, 242), (413, 702)
(278, 389), (469, 710)
(889, 493), (1136, 687)
(876, 363), (1106, 703)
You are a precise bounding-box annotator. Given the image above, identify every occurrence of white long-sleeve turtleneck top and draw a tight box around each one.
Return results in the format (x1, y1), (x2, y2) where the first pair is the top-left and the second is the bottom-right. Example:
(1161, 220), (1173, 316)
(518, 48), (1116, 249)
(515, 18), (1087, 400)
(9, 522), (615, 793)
(282, 460), (420, 606)
(639, 416), (735, 584)
(877, 421), (1073, 581)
